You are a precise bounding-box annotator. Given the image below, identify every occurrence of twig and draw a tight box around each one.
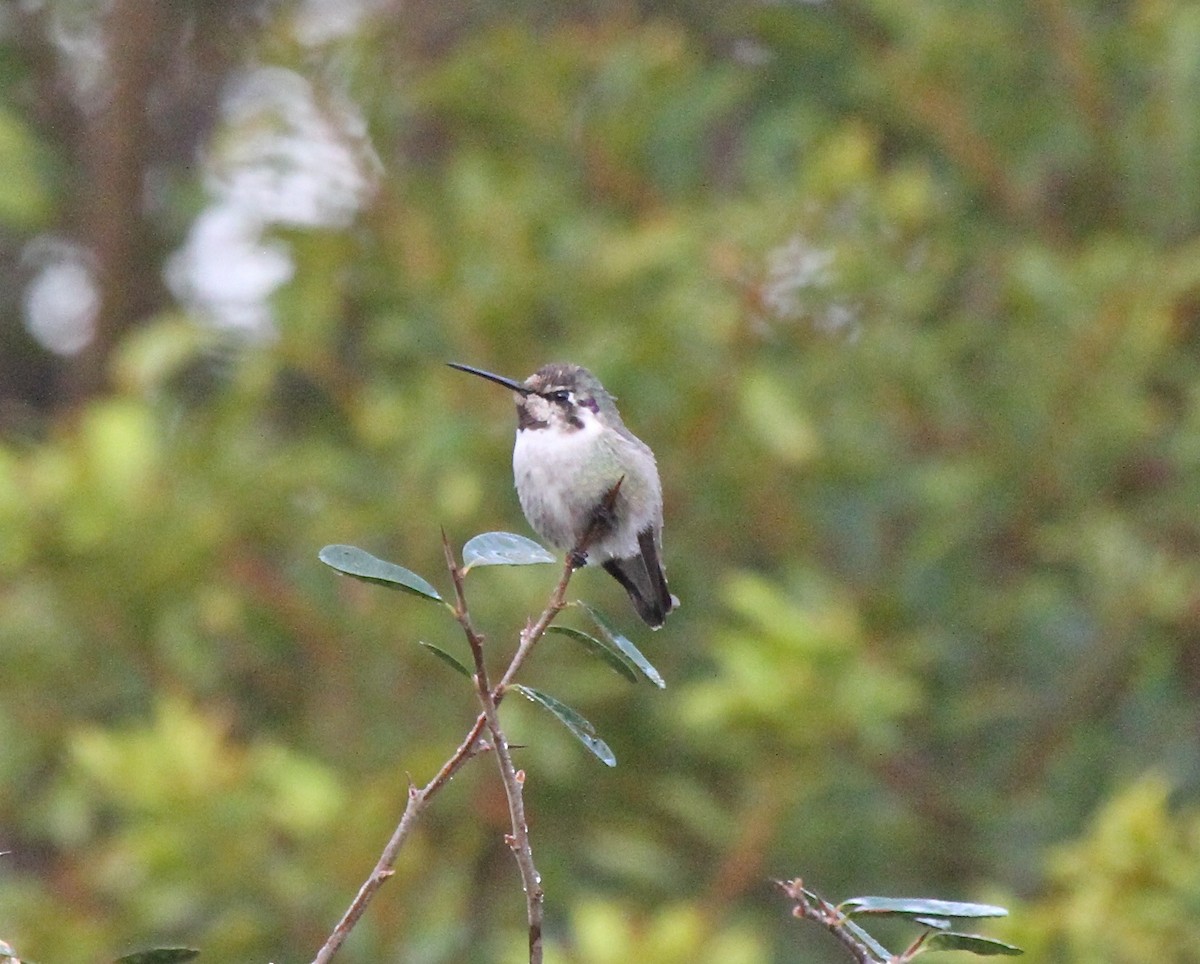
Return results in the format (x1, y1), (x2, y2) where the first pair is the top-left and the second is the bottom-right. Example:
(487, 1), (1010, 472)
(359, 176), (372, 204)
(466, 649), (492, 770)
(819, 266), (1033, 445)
(778, 879), (882, 964)
(442, 529), (545, 963)
(311, 713), (490, 964)
(311, 560), (579, 964)
(496, 478), (621, 695)
(496, 554), (576, 694)
(313, 491), (620, 963)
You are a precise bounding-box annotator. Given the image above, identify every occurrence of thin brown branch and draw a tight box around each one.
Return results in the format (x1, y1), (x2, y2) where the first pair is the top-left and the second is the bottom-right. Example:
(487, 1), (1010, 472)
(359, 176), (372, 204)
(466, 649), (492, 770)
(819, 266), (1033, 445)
(443, 527), (544, 964)
(496, 555), (577, 694)
(496, 478), (621, 695)
(313, 497), (621, 962)
(311, 713), (490, 964)
(778, 879), (882, 964)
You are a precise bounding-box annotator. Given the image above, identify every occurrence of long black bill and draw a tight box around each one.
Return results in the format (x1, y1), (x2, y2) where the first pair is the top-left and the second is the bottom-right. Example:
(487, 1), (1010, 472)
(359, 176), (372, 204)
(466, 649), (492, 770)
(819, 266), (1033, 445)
(446, 362), (532, 395)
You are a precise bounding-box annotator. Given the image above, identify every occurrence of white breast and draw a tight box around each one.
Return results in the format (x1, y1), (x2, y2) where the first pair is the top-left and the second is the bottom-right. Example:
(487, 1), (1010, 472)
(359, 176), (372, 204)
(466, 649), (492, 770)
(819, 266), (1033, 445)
(512, 415), (635, 558)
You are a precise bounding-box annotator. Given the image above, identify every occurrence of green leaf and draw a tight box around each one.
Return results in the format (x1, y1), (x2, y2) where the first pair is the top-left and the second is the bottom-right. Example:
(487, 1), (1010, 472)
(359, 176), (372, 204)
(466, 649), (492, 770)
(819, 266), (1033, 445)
(418, 641), (472, 678)
(462, 532), (555, 570)
(919, 932), (1023, 956)
(839, 897), (1009, 920)
(319, 545), (443, 602)
(513, 685), (617, 766)
(112, 950), (201, 964)
(841, 918), (894, 961)
(578, 603), (666, 688)
(785, 886), (892, 959)
(545, 625), (639, 682)
(915, 917), (954, 930)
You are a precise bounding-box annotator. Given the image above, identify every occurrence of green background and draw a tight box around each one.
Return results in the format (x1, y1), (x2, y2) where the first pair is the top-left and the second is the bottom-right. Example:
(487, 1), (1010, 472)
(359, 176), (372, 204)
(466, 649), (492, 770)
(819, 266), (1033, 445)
(3, 1), (1200, 961)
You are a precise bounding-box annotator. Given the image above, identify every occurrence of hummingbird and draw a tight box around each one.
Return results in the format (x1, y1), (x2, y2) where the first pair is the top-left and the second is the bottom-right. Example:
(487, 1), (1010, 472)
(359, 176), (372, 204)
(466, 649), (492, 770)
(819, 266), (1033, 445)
(448, 361), (678, 628)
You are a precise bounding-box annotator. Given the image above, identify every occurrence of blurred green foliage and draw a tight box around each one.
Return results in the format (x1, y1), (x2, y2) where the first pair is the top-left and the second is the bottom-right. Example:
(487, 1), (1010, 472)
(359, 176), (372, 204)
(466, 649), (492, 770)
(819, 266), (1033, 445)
(1008, 775), (1200, 962)
(3, 1), (1200, 961)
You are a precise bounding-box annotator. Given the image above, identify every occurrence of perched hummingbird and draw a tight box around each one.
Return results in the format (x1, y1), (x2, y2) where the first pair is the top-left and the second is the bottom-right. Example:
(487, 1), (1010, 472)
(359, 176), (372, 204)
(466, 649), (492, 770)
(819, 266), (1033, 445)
(448, 361), (678, 628)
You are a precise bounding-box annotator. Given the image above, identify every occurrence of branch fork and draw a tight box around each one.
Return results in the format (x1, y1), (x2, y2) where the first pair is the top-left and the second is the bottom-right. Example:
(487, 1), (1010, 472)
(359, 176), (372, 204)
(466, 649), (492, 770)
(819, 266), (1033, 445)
(312, 499), (620, 964)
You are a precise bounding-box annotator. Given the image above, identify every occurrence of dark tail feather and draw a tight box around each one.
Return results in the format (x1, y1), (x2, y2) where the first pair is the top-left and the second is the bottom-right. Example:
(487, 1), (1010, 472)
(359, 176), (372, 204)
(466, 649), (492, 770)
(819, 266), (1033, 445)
(602, 528), (677, 629)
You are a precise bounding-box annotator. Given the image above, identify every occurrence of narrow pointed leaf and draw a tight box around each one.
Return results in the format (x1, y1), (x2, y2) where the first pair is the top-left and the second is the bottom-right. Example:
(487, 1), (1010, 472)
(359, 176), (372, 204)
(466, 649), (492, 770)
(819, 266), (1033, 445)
(840, 897), (1009, 920)
(920, 932), (1023, 956)
(418, 641), (472, 678)
(319, 545), (442, 602)
(113, 951), (201, 964)
(841, 918), (894, 961)
(514, 684), (617, 766)
(915, 917), (954, 930)
(462, 532), (555, 571)
(545, 626), (639, 682)
(578, 602), (665, 688)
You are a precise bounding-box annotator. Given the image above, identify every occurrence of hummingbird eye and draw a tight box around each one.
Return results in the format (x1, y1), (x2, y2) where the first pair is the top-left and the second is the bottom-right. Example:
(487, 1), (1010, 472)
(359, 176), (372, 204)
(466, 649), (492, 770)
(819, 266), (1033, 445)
(544, 389), (571, 404)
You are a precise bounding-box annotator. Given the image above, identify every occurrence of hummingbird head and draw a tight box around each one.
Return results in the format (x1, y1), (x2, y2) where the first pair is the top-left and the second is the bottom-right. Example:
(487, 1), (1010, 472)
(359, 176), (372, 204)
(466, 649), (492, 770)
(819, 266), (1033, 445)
(447, 361), (617, 433)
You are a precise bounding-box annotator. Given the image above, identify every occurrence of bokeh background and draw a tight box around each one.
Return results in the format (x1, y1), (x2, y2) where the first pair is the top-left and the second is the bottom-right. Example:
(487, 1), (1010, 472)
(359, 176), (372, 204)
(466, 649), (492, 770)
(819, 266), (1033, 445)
(4, 1), (1200, 961)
